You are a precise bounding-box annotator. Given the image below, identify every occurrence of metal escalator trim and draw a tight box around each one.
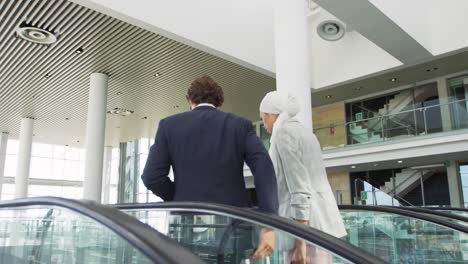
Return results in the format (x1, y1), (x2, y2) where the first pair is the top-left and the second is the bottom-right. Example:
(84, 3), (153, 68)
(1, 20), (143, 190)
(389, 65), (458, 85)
(0, 197), (204, 264)
(338, 205), (468, 233)
(393, 206), (468, 223)
(114, 202), (386, 264)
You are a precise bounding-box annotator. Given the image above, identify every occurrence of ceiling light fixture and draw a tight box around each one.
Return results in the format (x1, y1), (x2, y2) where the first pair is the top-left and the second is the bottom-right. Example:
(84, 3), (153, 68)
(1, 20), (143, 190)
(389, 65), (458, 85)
(373, 164), (378, 167)
(107, 107), (134, 117)
(390, 78), (397, 82)
(45, 73), (51, 78)
(326, 95), (332, 99)
(116, 91), (123, 95)
(75, 47), (84, 54)
(397, 160), (403, 164)
(154, 73), (161, 77)
(351, 165), (356, 169)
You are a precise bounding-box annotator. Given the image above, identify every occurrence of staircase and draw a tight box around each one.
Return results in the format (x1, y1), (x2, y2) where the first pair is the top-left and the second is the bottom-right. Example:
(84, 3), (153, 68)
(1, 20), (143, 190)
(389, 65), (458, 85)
(380, 169), (435, 198)
(349, 89), (428, 144)
(349, 124), (383, 144)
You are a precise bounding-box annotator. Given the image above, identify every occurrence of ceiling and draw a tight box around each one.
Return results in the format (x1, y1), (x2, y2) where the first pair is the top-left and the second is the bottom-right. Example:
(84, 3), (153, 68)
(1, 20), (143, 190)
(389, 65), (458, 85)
(1, 0), (468, 148)
(0, 0), (275, 147)
(72, 0), (468, 89)
(312, 48), (468, 106)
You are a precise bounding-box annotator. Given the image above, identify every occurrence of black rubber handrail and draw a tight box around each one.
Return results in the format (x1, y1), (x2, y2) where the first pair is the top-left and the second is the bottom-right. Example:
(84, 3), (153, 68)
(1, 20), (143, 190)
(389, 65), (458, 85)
(114, 202), (385, 264)
(0, 197), (204, 264)
(423, 207), (468, 213)
(338, 205), (468, 233)
(389, 206), (468, 223)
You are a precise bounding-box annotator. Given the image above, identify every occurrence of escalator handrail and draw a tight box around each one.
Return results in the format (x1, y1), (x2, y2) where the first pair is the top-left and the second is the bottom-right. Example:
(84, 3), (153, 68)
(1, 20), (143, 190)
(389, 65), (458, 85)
(114, 201), (385, 264)
(339, 205), (468, 233)
(0, 197), (204, 264)
(422, 206), (468, 213)
(390, 206), (468, 223)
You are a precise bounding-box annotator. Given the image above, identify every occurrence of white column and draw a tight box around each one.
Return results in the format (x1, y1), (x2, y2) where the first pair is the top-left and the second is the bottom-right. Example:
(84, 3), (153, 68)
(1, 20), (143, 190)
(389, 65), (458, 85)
(83, 73), (108, 202)
(0, 132), (9, 198)
(274, 0), (313, 131)
(15, 118), (34, 199)
(446, 160), (463, 207)
(437, 78), (453, 131)
(102, 146), (112, 204)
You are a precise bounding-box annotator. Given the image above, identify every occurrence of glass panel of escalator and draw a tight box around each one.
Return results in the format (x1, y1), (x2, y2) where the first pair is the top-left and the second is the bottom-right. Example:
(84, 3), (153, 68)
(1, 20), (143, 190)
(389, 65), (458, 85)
(124, 209), (354, 264)
(0, 206), (153, 264)
(340, 210), (468, 264)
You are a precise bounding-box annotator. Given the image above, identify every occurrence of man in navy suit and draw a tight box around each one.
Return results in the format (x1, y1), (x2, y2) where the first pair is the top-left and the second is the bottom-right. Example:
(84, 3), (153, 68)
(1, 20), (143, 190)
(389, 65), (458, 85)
(142, 76), (278, 260)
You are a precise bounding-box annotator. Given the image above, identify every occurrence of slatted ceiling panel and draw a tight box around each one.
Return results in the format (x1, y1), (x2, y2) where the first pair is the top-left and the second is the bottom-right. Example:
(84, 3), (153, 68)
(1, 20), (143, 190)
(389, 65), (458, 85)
(0, 0), (275, 147)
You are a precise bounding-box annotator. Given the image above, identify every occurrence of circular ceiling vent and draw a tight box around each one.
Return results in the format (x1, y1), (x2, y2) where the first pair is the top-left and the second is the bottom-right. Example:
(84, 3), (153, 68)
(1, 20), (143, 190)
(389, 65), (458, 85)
(16, 22), (58, 45)
(317, 20), (345, 41)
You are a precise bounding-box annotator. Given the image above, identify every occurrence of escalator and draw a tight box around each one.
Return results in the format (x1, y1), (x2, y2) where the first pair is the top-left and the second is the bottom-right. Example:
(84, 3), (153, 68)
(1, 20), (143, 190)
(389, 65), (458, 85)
(115, 202), (468, 264)
(0, 197), (204, 264)
(339, 205), (468, 263)
(115, 202), (384, 264)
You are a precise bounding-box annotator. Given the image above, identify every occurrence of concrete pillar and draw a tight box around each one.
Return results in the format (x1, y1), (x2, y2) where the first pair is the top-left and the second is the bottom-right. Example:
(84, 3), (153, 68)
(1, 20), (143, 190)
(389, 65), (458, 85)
(437, 78), (453, 131)
(0, 132), (8, 198)
(15, 118), (34, 199)
(273, 0), (313, 131)
(102, 146), (112, 204)
(83, 73), (108, 202)
(446, 160), (463, 207)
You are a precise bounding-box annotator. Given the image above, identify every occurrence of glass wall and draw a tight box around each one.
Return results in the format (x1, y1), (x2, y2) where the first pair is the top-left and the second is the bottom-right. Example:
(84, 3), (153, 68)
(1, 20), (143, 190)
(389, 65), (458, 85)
(344, 83), (440, 145)
(350, 166), (450, 206)
(460, 162), (468, 208)
(136, 138), (163, 203)
(313, 78), (468, 149)
(1, 140), (119, 202)
(448, 75), (468, 129)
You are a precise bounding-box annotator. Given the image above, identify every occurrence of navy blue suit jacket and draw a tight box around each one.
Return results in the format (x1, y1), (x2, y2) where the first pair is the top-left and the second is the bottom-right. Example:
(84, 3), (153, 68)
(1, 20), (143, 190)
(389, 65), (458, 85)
(141, 106), (278, 214)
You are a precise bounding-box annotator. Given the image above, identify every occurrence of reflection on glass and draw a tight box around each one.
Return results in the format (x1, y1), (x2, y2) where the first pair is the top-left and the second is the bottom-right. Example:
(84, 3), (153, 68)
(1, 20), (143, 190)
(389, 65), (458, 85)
(460, 163), (468, 208)
(124, 209), (352, 264)
(0, 206), (153, 263)
(341, 210), (468, 263)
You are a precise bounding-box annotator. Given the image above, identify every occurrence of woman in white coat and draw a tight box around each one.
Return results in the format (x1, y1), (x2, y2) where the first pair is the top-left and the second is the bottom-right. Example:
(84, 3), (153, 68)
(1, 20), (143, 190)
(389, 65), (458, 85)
(259, 91), (347, 264)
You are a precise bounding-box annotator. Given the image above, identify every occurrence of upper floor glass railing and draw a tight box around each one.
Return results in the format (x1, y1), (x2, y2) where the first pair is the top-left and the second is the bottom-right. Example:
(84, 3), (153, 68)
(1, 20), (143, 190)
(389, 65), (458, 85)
(314, 98), (468, 150)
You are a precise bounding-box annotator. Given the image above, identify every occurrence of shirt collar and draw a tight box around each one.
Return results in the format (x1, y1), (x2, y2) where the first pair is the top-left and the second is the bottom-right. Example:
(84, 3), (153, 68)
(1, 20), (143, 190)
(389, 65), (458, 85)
(195, 103), (216, 109)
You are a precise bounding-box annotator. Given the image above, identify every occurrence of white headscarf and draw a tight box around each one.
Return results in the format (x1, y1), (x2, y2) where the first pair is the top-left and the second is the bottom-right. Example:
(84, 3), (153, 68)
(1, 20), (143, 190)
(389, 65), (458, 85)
(259, 91), (300, 145)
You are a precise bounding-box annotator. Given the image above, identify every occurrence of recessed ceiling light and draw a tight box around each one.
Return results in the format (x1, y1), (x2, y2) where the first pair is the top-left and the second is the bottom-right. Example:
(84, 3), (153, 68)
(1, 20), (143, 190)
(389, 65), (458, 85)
(326, 95), (332, 99)
(426, 69), (432, 72)
(389, 78), (397, 82)
(116, 91), (123, 95)
(351, 165), (356, 169)
(397, 160), (403, 164)
(154, 73), (161, 77)
(45, 73), (51, 78)
(75, 47), (84, 54)
(142, 116), (148, 120)
(373, 164), (378, 167)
